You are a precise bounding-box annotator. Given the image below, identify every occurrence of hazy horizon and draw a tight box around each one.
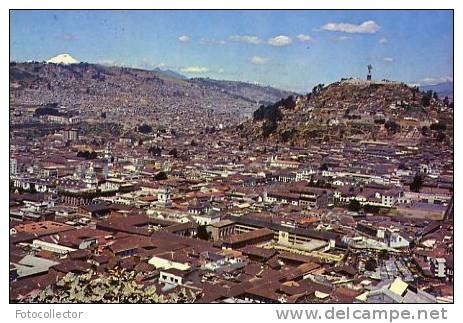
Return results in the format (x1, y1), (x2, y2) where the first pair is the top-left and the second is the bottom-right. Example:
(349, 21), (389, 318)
(10, 10), (454, 92)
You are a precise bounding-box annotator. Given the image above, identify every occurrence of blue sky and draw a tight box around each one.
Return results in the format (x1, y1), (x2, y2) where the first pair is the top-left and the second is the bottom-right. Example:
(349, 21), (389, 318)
(10, 10), (453, 92)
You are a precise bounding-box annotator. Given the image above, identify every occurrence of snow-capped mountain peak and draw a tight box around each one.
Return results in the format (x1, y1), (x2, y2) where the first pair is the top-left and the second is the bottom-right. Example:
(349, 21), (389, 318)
(46, 53), (79, 65)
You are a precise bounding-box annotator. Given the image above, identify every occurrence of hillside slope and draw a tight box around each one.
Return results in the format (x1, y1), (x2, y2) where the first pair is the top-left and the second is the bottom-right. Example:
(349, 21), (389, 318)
(239, 79), (453, 147)
(9, 62), (294, 125)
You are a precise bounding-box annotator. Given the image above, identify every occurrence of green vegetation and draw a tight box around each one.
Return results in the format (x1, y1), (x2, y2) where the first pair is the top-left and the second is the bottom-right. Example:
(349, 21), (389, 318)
(34, 104), (61, 117)
(197, 225), (211, 241)
(154, 171), (168, 181)
(148, 146), (162, 156)
(168, 148), (178, 158)
(421, 90), (433, 107)
(430, 121), (447, 132)
(25, 270), (200, 303)
(364, 257), (377, 271)
(384, 120), (400, 133)
(77, 150), (97, 159)
(262, 120), (278, 138)
(410, 173), (424, 192)
(138, 124), (153, 134)
(311, 83), (325, 95)
(348, 199), (362, 212)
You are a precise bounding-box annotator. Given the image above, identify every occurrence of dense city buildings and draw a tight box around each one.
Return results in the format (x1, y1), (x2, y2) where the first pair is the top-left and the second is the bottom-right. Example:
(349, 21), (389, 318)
(9, 59), (453, 303)
(9, 8), (454, 304)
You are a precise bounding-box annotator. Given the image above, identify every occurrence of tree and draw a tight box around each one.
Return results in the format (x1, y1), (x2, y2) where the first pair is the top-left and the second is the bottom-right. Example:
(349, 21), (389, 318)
(378, 249), (389, 261)
(430, 121), (446, 132)
(363, 204), (380, 214)
(197, 225), (211, 241)
(138, 124), (153, 134)
(421, 126), (429, 136)
(436, 132), (446, 143)
(148, 146), (162, 156)
(398, 163), (408, 170)
(421, 90), (433, 107)
(312, 83), (324, 95)
(77, 151), (97, 159)
(410, 173), (424, 192)
(384, 120), (400, 133)
(34, 103), (60, 116)
(262, 120), (278, 137)
(433, 91), (439, 100)
(168, 148), (178, 158)
(154, 171), (168, 181)
(281, 129), (296, 142)
(365, 257), (377, 271)
(443, 96), (450, 107)
(24, 270), (200, 303)
(348, 200), (361, 212)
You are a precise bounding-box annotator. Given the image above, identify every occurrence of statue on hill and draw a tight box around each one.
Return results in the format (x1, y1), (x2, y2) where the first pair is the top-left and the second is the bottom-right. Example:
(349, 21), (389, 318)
(367, 64), (373, 81)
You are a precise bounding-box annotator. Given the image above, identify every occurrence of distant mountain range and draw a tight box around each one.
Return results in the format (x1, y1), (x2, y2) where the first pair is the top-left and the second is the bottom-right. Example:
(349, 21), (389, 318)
(420, 82), (453, 101)
(9, 61), (297, 123)
(46, 53), (80, 65)
(152, 67), (188, 80)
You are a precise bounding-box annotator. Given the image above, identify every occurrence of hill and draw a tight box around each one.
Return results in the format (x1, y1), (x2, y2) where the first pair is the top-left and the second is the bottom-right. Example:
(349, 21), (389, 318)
(420, 82), (453, 102)
(152, 67), (187, 80)
(9, 62), (295, 128)
(238, 79), (453, 147)
(190, 78), (298, 106)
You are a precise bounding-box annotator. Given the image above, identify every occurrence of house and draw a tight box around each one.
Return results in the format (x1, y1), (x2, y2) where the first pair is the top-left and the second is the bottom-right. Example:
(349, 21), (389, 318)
(221, 228), (274, 249)
(384, 229), (409, 249)
(149, 251), (191, 271)
(159, 268), (192, 286)
(12, 255), (59, 279)
(363, 278), (436, 303)
(208, 219), (235, 241)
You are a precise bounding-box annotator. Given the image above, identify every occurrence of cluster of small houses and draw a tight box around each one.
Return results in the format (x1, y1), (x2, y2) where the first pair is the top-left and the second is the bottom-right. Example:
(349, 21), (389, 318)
(9, 110), (453, 304)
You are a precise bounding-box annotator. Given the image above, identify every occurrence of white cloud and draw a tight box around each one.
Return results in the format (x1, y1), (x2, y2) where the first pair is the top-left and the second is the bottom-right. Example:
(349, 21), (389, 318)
(56, 33), (79, 41)
(199, 38), (226, 45)
(229, 35), (263, 44)
(180, 66), (209, 73)
(268, 35), (292, 46)
(379, 37), (388, 45)
(250, 56), (269, 65)
(134, 58), (159, 69)
(335, 36), (351, 41)
(321, 20), (380, 34)
(419, 76), (453, 85)
(178, 35), (191, 42)
(383, 57), (394, 63)
(97, 59), (122, 67)
(296, 34), (312, 42)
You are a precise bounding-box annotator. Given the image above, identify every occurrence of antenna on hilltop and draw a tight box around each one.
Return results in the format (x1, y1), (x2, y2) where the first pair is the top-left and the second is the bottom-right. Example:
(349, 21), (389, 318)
(367, 64), (373, 81)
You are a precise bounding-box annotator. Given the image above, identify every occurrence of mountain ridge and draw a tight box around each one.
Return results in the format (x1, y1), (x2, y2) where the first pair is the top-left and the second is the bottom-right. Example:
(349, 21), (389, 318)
(420, 81), (453, 101)
(9, 61), (296, 125)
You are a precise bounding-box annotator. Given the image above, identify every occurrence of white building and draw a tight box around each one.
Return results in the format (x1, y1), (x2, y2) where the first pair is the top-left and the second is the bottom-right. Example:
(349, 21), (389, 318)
(10, 158), (18, 175)
(384, 229), (409, 249)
